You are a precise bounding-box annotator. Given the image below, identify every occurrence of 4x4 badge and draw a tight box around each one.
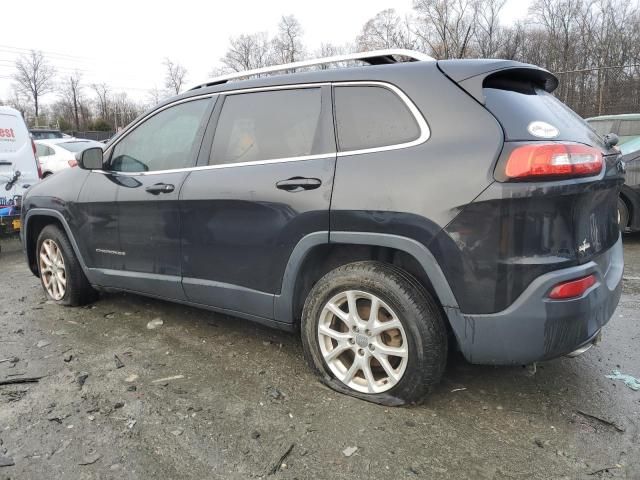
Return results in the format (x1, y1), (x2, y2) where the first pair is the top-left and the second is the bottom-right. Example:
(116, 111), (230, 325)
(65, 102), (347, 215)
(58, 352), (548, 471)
(578, 240), (591, 254)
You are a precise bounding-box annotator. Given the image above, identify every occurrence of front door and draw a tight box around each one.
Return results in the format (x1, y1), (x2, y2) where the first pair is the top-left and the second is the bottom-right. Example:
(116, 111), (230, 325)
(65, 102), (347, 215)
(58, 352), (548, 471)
(180, 86), (336, 319)
(98, 97), (213, 299)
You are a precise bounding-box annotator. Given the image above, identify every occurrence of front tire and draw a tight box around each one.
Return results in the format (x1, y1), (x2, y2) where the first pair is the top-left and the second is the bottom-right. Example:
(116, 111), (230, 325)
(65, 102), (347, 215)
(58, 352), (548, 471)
(301, 261), (447, 406)
(618, 197), (629, 232)
(36, 224), (96, 306)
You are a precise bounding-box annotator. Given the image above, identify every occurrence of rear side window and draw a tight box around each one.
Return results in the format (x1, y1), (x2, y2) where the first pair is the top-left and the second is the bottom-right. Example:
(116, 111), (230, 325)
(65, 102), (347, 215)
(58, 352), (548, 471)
(333, 86), (420, 152)
(111, 99), (209, 172)
(210, 88), (322, 165)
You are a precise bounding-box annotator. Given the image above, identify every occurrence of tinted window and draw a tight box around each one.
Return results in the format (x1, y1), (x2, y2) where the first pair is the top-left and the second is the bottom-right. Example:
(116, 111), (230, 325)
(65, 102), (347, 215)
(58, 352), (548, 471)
(32, 131), (63, 140)
(36, 144), (53, 156)
(333, 86), (420, 152)
(111, 99), (208, 172)
(484, 86), (602, 145)
(210, 88), (322, 165)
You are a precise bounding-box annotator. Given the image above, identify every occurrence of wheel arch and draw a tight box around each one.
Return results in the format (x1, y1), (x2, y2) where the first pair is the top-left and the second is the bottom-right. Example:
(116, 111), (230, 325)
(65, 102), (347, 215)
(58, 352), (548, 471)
(274, 231), (459, 326)
(24, 209), (88, 277)
(619, 188), (634, 229)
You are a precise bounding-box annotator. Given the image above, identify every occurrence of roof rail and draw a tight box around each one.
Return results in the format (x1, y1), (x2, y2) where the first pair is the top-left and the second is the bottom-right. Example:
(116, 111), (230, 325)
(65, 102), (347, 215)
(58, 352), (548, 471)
(188, 49), (434, 91)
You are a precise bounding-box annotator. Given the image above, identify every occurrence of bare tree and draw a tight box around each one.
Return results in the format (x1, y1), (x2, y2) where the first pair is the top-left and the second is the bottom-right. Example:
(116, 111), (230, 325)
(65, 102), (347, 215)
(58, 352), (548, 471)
(413, 0), (477, 58)
(163, 58), (188, 95)
(8, 90), (33, 120)
(475, 0), (507, 57)
(221, 32), (272, 71)
(60, 72), (83, 130)
(13, 50), (56, 123)
(91, 83), (111, 120)
(273, 15), (305, 64)
(357, 9), (417, 51)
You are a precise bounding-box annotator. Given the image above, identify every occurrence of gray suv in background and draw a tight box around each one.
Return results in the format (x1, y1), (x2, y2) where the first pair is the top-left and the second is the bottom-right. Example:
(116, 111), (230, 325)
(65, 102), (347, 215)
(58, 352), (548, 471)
(21, 50), (624, 405)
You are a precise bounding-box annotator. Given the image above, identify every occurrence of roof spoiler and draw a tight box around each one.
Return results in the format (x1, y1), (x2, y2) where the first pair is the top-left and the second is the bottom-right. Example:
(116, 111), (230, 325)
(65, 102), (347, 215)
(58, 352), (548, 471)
(438, 59), (559, 104)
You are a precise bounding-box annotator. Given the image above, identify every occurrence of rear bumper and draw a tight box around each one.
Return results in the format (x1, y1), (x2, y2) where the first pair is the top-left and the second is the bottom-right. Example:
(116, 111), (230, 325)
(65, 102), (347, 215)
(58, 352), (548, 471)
(447, 235), (623, 365)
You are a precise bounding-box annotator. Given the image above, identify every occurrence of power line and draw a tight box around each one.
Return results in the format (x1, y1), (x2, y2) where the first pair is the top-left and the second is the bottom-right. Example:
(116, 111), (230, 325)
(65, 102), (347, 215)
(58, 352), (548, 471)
(555, 64), (640, 74)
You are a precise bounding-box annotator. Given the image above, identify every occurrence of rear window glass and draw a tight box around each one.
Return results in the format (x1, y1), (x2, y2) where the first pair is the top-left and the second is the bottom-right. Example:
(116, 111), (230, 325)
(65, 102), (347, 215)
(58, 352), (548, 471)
(210, 88), (322, 165)
(483, 85), (602, 146)
(31, 131), (63, 140)
(333, 86), (420, 152)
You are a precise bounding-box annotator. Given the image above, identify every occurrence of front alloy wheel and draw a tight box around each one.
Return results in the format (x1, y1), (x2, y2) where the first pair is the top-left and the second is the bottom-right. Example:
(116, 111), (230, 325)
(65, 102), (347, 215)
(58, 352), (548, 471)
(39, 238), (67, 300)
(318, 290), (408, 393)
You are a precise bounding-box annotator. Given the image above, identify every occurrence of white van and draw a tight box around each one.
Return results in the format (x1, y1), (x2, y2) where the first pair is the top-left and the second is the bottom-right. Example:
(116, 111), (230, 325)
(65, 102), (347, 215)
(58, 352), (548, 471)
(0, 106), (42, 238)
(0, 106), (40, 234)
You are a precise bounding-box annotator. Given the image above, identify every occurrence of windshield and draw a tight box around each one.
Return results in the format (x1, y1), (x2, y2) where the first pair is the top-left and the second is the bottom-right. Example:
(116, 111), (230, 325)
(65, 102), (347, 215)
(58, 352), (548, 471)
(58, 141), (100, 153)
(620, 137), (640, 156)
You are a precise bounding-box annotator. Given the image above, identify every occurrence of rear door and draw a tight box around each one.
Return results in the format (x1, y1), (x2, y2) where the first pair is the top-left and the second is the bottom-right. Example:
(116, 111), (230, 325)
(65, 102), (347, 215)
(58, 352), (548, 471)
(180, 85), (335, 319)
(0, 108), (39, 206)
(92, 97), (213, 298)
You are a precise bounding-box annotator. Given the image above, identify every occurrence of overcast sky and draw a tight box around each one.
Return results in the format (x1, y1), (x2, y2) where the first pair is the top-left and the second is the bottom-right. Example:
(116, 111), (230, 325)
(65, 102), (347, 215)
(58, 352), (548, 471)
(0, 0), (532, 103)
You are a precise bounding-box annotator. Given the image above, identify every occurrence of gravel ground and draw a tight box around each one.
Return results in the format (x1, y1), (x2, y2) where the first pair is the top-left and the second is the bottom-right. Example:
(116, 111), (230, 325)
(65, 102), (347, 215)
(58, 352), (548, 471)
(0, 235), (639, 479)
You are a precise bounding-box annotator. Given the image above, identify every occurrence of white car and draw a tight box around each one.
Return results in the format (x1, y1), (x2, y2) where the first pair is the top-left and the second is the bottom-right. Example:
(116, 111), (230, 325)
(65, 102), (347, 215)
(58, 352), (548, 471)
(35, 139), (104, 177)
(0, 106), (41, 209)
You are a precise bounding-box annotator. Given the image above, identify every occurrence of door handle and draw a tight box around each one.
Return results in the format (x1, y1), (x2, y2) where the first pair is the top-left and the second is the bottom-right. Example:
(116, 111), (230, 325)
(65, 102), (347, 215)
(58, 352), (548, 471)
(276, 177), (322, 192)
(145, 183), (175, 195)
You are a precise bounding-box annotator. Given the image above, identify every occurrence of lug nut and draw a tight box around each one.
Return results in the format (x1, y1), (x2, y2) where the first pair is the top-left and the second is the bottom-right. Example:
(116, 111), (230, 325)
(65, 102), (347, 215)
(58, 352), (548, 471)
(365, 329), (371, 336)
(354, 327), (359, 333)
(358, 349), (365, 356)
(369, 344), (375, 351)
(349, 338), (355, 345)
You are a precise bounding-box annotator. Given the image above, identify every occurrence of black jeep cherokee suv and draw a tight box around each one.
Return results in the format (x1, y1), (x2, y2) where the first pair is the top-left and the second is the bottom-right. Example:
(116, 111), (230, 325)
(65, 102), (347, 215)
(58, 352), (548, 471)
(21, 50), (624, 405)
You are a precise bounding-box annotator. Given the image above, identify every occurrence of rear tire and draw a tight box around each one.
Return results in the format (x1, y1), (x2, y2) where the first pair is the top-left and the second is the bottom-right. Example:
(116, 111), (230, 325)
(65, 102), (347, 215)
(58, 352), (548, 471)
(301, 261), (447, 406)
(36, 224), (97, 306)
(618, 197), (629, 232)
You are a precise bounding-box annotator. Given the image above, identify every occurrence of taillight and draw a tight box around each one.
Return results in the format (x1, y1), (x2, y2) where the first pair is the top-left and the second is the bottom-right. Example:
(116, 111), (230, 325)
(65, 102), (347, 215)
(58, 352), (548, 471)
(68, 159), (78, 168)
(32, 139), (43, 179)
(548, 274), (596, 300)
(505, 143), (603, 180)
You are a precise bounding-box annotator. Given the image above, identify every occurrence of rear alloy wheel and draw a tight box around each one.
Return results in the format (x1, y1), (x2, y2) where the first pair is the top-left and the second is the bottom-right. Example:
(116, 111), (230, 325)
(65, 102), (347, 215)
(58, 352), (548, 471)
(618, 197), (629, 232)
(318, 290), (408, 394)
(301, 261), (447, 405)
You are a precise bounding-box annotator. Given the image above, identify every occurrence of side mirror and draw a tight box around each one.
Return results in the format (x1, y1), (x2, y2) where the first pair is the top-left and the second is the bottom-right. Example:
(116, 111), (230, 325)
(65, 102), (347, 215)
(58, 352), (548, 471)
(78, 147), (104, 170)
(603, 133), (619, 149)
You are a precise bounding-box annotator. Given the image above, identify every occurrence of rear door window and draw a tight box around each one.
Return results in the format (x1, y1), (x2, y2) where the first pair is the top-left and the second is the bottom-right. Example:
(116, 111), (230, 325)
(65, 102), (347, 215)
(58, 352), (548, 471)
(209, 88), (323, 165)
(333, 85), (420, 152)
